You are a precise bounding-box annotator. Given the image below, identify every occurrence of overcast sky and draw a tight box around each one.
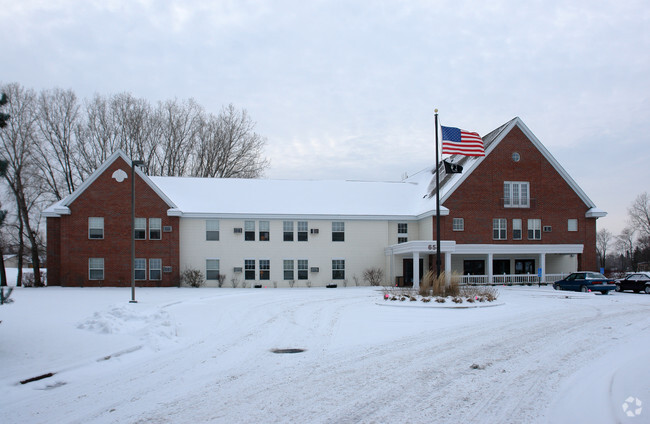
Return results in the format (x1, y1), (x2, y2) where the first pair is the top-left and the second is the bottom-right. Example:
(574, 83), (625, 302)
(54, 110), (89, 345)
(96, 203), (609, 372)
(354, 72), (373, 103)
(2, 1), (649, 235)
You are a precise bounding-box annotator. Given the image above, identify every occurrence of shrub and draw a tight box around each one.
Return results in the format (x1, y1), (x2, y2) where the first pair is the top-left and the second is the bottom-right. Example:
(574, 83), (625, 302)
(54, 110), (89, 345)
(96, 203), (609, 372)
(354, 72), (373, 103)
(23, 271), (46, 287)
(230, 276), (240, 288)
(217, 274), (226, 288)
(181, 268), (204, 288)
(363, 267), (384, 286)
(420, 271), (434, 296)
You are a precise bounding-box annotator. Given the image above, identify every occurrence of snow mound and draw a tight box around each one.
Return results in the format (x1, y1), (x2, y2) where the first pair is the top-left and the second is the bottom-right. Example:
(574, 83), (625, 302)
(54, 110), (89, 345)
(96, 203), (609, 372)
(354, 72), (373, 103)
(77, 305), (176, 349)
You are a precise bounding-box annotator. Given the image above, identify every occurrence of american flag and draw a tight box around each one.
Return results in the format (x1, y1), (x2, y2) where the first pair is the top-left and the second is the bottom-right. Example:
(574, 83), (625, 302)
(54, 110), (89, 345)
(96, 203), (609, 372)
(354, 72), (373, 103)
(441, 125), (485, 156)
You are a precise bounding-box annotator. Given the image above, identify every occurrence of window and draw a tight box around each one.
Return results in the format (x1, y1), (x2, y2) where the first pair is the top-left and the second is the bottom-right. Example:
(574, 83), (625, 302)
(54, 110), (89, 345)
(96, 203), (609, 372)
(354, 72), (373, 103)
(89, 258), (104, 280)
(245, 221), (255, 241)
(398, 223), (408, 243)
(206, 220), (220, 241)
(259, 259), (270, 280)
(332, 259), (345, 280)
(149, 258), (162, 280)
(283, 221), (294, 241)
(89, 217), (104, 239)
(134, 258), (146, 280)
(504, 182), (529, 208)
(398, 237), (408, 244)
(493, 218), (507, 240)
(134, 218), (146, 240)
(297, 221), (308, 241)
(452, 218), (464, 231)
(283, 260), (294, 280)
(568, 219), (578, 232)
(244, 259), (255, 280)
(332, 222), (345, 242)
(259, 221), (270, 241)
(512, 219), (522, 240)
(149, 218), (162, 240)
(298, 259), (308, 280)
(528, 219), (541, 240)
(206, 259), (220, 280)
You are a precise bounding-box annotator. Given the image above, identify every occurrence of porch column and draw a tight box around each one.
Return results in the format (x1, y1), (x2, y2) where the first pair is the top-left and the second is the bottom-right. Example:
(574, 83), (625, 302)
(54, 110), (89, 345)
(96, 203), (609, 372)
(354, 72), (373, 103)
(389, 250), (395, 287)
(487, 252), (494, 284)
(412, 251), (420, 290)
(445, 252), (452, 287)
(539, 252), (546, 284)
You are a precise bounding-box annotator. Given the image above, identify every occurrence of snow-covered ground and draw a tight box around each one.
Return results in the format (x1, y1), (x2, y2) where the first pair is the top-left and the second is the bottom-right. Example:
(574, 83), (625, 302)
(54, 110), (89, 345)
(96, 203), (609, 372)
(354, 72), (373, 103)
(1, 284), (648, 424)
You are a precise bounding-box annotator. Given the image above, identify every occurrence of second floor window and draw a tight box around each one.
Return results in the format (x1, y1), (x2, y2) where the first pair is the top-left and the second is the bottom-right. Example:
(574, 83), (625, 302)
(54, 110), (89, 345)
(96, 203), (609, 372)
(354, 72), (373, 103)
(149, 218), (162, 240)
(283, 221), (294, 241)
(259, 221), (270, 241)
(504, 182), (529, 208)
(513, 219), (522, 240)
(332, 222), (345, 242)
(206, 220), (220, 241)
(493, 218), (507, 240)
(134, 218), (146, 239)
(528, 219), (541, 240)
(245, 221), (255, 241)
(89, 217), (104, 239)
(297, 221), (308, 241)
(452, 218), (464, 231)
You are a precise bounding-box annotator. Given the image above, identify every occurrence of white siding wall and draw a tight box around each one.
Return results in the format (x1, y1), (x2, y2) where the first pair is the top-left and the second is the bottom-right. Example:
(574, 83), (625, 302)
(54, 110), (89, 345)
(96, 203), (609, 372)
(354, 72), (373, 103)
(180, 218), (397, 287)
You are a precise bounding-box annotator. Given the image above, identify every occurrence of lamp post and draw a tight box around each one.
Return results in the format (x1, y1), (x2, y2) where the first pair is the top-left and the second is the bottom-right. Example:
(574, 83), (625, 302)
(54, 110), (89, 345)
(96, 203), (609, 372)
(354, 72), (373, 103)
(130, 159), (144, 303)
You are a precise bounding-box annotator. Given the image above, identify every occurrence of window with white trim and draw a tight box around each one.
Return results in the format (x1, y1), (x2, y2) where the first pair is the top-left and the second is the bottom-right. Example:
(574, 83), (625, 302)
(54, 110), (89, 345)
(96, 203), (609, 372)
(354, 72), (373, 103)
(398, 223), (408, 243)
(504, 182), (529, 208)
(512, 219), (522, 240)
(134, 218), (146, 240)
(568, 219), (578, 232)
(528, 219), (541, 240)
(206, 220), (220, 241)
(244, 259), (255, 280)
(206, 259), (220, 280)
(134, 258), (146, 280)
(298, 259), (308, 280)
(149, 218), (161, 240)
(259, 221), (270, 241)
(149, 258), (162, 280)
(283, 221), (294, 241)
(493, 218), (507, 240)
(283, 260), (294, 280)
(452, 218), (464, 231)
(332, 222), (345, 242)
(297, 221), (308, 241)
(89, 217), (104, 239)
(89, 258), (104, 280)
(259, 259), (270, 280)
(332, 259), (345, 280)
(244, 221), (255, 241)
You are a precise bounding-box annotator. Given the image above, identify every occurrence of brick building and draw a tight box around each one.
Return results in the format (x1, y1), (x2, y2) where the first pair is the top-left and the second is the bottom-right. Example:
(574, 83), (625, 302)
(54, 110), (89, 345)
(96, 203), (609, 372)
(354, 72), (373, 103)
(45, 117), (605, 287)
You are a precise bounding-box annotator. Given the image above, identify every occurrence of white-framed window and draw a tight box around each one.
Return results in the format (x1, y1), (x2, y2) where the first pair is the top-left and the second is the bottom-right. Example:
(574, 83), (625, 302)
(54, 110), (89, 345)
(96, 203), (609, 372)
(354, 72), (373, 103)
(244, 259), (255, 280)
(568, 219), (578, 232)
(332, 259), (345, 280)
(206, 220), (220, 241)
(504, 181), (529, 208)
(283, 259), (294, 280)
(89, 217), (104, 239)
(298, 259), (308, 280)
(493, 218), (507, 240)
(134, 218), (146, 240)
(206, 259), (220, 280)
(259, 259), (270, 280)
(149, 258), (162, 280)
(332, 222), (345, 242)
(528, 219), (541, 240)
(89, 258), (104, 280)
(398, 223), (408, 243)
(259, 221), (270, 241)
(245, 221), (255, 241)
(297, 221), (308, 241)
(452, 218), (464, 231)
(149, 218), (162, 240)
(283, 221), (294, 241)
(134, 258), (146, 280)
(513, 219), (522, 240)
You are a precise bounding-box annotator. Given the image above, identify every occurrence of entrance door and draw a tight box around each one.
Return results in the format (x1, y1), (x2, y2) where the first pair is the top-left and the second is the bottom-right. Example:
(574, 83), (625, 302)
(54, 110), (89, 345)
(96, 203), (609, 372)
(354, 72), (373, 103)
(403, 258), (424, 287)
(515, 259), (535, 274)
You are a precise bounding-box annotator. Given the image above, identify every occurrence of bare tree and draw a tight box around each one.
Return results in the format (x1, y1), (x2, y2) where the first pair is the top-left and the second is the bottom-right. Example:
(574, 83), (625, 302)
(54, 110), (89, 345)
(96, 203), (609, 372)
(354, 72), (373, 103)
(76, 93), (120, 177)
(616, 227), (636, 272)
(596, 228), (613, 269)
(0, 83), (43, 286)
(628, 192), (650, 238)
(191, 104), (269, 178)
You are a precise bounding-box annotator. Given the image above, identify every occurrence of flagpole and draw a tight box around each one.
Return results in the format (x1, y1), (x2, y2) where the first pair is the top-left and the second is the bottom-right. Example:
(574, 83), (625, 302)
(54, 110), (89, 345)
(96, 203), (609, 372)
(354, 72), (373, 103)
(434, 109), (441, 278)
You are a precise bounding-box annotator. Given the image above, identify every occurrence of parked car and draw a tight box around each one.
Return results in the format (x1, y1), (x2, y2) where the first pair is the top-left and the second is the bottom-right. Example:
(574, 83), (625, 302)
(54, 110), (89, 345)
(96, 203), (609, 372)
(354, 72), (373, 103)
(615, 272), (650, 294)
(552, 272), (616, 294)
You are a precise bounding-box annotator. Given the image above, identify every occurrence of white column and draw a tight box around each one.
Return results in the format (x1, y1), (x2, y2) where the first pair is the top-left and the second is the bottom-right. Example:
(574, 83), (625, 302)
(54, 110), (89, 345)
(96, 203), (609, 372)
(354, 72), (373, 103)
(539, 253), (546, 284)
(445, 252), (452, 287)
(412, 251), (420, 290)
(389, 250), (395, 287)
(487, 252), (493, 284)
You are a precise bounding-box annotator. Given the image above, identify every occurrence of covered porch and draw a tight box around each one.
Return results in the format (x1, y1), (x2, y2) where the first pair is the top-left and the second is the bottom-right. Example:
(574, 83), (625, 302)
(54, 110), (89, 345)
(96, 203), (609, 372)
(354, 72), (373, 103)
(385, 242), (583, 288)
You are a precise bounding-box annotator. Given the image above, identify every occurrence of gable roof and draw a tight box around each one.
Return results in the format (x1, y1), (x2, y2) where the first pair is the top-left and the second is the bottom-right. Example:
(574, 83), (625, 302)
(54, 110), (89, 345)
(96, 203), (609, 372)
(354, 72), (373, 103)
(42, 150), (177, 217)
(421, 117), (606, 217)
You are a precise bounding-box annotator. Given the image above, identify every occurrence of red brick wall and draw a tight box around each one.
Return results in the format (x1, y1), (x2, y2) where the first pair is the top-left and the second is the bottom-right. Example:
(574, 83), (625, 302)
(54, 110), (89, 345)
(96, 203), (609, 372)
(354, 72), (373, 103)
(53, 157), (180, 287)
(435, 125), (599, 270)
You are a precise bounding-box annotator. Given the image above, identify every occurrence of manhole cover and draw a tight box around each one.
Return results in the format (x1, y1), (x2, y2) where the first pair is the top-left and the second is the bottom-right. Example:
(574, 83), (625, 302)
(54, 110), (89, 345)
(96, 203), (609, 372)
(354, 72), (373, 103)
(271, 348), (305, 354)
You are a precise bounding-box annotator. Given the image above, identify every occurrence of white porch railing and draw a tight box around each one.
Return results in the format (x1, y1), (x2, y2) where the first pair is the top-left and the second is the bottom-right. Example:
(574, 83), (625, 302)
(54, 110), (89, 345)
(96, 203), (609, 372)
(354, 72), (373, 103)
(460, 273), (570, 285)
